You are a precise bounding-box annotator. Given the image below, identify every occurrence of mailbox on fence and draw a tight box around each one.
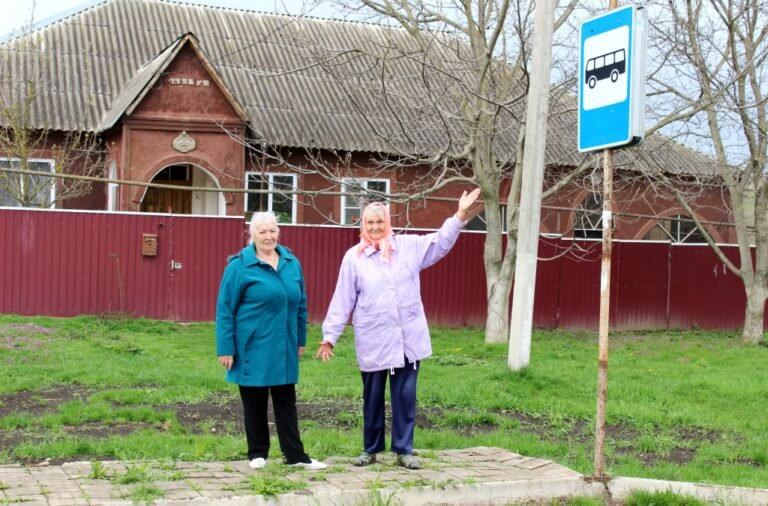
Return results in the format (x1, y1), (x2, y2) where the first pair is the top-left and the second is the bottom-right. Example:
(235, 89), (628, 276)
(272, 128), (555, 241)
(142, 233), (158, 257)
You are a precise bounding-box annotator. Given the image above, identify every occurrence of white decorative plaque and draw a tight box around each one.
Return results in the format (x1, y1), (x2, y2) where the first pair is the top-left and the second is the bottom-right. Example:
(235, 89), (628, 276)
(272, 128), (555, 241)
(172, 131), (196, 153)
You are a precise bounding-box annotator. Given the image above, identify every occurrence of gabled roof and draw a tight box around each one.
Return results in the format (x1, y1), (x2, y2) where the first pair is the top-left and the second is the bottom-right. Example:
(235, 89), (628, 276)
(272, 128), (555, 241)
(0, 0), (718, 175)
(97, 32), (248, 131)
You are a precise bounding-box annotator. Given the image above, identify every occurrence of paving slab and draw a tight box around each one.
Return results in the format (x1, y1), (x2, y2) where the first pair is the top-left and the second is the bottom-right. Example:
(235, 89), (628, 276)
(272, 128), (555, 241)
(0, 447), (602, 505)
(3, 447), (767, 505)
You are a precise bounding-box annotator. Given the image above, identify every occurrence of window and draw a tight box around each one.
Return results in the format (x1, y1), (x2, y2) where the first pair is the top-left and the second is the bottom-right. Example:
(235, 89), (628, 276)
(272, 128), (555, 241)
(154, 165), (190, 181)
(0, 158), (55, 208)
(341, 178), (390, 225)
(245, 172), (297, 224)
(643, 214), (706, 243)
(466, 205), (508, 233)
(574, 192), (603, 239)
(605, 53), (614, 66)
(595, 56), (605, 69)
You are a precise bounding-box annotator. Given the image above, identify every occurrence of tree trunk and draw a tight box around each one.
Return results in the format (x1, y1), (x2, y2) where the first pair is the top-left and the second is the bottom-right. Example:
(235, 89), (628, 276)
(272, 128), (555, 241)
(742, 283), (767, 343)
(485, 282), (511, 343)
(479, 179), (517, 344)
(483, 223), (518, 343)
(482, 206), (505, 344)
(484, 249), (516, 343)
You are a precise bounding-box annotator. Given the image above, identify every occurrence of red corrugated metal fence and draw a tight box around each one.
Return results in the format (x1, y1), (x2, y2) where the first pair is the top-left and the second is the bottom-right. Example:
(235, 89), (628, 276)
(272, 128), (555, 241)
(2, 208), (765, 330)
(1, 209), (244, 321)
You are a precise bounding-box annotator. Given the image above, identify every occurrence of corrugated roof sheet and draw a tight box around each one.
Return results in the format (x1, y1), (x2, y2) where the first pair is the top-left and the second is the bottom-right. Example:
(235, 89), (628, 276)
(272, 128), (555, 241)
(0, 0), (717, 174)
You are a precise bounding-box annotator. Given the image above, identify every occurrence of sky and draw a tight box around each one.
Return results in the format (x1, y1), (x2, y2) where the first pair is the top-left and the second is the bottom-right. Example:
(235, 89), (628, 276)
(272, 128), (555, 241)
(0, 0), (342, 39)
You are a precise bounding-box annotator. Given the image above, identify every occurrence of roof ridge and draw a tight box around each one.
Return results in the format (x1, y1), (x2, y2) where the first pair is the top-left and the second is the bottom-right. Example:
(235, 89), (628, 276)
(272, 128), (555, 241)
(0, 0), (412, 47)
(159, 0), (407, 32)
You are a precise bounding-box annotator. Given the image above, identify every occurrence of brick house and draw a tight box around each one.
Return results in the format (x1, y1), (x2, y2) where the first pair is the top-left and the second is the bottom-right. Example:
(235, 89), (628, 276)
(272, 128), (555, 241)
(0, 0), (734, 243)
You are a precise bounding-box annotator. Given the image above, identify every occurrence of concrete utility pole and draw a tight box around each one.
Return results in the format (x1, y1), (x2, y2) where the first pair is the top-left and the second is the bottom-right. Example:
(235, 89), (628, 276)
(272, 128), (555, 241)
(594, 0), (619, 480)
(507, 0), (557, 370)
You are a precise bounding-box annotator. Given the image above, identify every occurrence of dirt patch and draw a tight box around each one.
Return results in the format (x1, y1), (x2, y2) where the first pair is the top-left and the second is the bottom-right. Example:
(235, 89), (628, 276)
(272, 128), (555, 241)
(172, 398), (364, 435)
(677, 426), (721, 444)
(61, 422), (162, 438)
(0, 387), (732, 470)
(603, 424), (720, 466)
(171, 398), (490, 435)
(0, 429), (31, 452)
(173, 399), (244, 434)
(491, 409), (726, 467)
(0, 323), (55, 337)
(736, 457), (767, 467)
(0, 323), (56, 351)
(617, 446), (697, 467)
(0, 385), (91, 419)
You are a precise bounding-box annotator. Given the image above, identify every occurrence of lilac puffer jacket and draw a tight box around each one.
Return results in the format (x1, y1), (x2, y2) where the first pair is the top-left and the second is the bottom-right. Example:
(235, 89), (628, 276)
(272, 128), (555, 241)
(321, 216), (464, 371)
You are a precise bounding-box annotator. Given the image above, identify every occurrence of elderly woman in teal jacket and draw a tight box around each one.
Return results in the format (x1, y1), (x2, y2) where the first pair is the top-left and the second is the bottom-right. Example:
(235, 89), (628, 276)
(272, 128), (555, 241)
(216, 211), (326, 471)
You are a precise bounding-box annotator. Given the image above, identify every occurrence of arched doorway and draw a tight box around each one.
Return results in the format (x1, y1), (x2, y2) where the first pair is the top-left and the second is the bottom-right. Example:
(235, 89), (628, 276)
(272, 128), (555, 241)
(141, 163), (224, 215)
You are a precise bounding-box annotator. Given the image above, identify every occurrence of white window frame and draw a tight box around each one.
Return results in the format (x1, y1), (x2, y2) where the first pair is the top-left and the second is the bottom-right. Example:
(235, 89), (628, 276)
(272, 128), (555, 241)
(340, 178), (390, 225)
(244, 171), (298, 224)
(107, 161), (118, 212)
(0, 157), (56, 208)
(466, 203), (508, 233)
(574, 192), (603, 240)
(645, 214), (707, 244)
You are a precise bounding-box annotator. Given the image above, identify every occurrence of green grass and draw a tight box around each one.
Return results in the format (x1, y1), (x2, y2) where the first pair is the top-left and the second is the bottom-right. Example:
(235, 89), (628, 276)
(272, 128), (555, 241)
(89, 460), (109, 480)
(245, 464), (307, 496)
(129, 484), (165, 504)
(0, 315), (766, 489)
(624, 490), (707, 506)
(114, 463), (153, 485)
(562, 498), (605, 506)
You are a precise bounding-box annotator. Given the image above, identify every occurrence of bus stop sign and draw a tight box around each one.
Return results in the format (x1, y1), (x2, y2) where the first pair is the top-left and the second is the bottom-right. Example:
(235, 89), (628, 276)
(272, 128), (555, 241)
(578, 5), (647, 152)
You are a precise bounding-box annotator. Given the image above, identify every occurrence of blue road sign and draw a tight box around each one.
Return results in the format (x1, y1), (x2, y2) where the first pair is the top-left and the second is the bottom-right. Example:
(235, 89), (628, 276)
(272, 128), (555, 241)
(578, 5), (647, 153)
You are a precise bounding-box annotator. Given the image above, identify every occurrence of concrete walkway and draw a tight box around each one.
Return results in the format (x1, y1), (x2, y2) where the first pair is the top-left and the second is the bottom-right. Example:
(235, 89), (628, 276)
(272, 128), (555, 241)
(0, 447), (600, 505)
(1, 447), (767, 505)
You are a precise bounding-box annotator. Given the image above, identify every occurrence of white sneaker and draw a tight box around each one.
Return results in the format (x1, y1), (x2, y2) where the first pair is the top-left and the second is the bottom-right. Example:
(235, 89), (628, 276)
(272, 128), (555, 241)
(248, 457), (267, 469)
(290, 459), (327, 471)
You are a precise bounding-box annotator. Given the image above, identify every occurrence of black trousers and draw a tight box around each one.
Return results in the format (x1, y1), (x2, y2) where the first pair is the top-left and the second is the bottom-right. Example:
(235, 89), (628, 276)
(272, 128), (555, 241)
(238, 384), (310, 464)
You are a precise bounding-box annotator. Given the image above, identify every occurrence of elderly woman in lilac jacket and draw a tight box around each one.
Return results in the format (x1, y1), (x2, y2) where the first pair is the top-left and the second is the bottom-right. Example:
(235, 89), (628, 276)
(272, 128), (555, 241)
(316, 189), (481, 469)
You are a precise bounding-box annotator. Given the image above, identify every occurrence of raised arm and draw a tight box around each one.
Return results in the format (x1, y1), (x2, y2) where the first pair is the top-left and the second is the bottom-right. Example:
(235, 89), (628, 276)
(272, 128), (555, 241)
(417, 188), (482, 270)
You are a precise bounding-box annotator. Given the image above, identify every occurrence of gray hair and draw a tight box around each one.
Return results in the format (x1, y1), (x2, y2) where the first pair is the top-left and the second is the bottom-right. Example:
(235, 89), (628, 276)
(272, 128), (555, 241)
(249, 211), (279, 239)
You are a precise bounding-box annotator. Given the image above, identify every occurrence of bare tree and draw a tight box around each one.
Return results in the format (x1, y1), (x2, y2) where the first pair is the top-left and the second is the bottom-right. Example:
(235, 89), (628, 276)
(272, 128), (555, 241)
(237, 0), (586, 344)
(0, 9), (107, 208)
(0, 85), (107, 208)
(646, 0), (767, 343)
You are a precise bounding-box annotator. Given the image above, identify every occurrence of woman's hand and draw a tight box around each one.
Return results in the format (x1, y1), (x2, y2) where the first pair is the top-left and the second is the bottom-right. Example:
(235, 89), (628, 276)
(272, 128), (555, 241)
(455, 188), (483, 222)
(218, 355), (234, 370)
(298, 346), (305, 358)
(315, 341), (335, 362)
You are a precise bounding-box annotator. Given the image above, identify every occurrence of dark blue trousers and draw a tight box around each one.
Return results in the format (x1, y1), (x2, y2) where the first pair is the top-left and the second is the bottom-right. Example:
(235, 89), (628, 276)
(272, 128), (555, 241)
(361, 357), (419, 455)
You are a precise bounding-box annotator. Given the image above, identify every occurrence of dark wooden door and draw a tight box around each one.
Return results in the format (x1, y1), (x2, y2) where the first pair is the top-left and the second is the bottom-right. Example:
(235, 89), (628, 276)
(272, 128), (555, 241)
(141, 186), (192, 214)
(141, 165), (192, 214)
